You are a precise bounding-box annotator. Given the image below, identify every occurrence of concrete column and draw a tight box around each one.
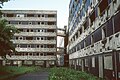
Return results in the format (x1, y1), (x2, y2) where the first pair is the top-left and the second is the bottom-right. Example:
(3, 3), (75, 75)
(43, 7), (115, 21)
(18, 61), (22, 67)
(2, 60), (6, 66)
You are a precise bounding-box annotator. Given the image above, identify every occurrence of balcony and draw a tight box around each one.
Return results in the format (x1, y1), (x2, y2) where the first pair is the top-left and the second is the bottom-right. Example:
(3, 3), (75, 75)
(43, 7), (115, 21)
(12, 40), (56, 44)
(3, 17), (57, 21)
(14, 25), (57, 29)
(15, 48), (56, 52)
(14, 32), (56, 36)
(6, 55), (56, 60)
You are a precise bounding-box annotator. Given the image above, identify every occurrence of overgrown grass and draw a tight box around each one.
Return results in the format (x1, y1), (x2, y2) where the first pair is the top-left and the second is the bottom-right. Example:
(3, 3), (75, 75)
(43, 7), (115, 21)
(0, 66), (41, 79)
(49, 67), (100, 80)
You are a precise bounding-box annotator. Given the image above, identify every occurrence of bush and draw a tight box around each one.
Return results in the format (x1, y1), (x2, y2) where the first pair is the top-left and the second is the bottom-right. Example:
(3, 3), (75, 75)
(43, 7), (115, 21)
(49, 67), (99, 80)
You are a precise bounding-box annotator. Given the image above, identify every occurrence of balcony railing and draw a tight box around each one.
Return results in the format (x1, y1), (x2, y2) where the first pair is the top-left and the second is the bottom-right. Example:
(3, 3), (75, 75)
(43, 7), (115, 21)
(6, 55), (56, 60)
(12, 40), (56, 44)
(14, 32), (56, 36)
(3, 17), (57, 21)
(15, 48), (56, 52)
(14, 25), (57, 29)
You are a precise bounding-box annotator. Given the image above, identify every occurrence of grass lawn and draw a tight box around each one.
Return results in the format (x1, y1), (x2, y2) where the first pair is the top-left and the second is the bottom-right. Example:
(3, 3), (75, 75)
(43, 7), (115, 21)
(0, 66), (41, 80)
(49, 67), (102, 80)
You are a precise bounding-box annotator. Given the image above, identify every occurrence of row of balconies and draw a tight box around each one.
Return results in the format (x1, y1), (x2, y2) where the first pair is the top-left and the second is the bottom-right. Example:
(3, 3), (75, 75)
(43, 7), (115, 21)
(69, 0), (120, 49)
(2, 17), (57, 21)
(69, 32), (120, 59)
(12, 40), (56, 44)
(6, 55), (56, 60)
(15, 48), (56, 52)
(14, 25), (57, 29)
(2, 10), (57, 15)
(14, 32), (56, 37)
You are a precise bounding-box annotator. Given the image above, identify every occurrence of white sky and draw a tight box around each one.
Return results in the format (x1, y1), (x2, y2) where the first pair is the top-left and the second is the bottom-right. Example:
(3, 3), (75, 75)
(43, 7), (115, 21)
(2, 0), (69, 28)
(2, 0), (70, 47)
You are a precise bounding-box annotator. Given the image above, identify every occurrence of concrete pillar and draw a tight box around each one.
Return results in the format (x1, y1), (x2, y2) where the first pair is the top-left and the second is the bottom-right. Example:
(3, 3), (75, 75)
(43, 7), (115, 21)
(2, 60), (6, 66)
(18, 61), (22, 67)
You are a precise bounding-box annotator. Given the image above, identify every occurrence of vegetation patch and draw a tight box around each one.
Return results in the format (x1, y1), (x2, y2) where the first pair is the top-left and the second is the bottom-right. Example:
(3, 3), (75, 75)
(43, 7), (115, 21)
(0, 66), (41, 79)
(49, 67), (101, 80)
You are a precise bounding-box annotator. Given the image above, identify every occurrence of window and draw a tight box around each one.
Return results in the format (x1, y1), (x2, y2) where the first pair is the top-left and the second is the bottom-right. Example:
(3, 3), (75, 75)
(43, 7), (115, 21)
(27, 14), (34, 17)
(104, 54), (113, 70)
(106, 18), (113, 37)
(86, 35), (91, 46)
(42, 15), (44, 17)
(6, 14), (14, 17)
(98, 0), (108, 16)
(26, 37), (33, 40)
(48, 14), (55, 17)
(48, 22), (56, 25)
(93, 28), (102, 43)
(20, 44), (27, 48)
(81, 41), (85, 49)
(114, 12), (120, 33)
(92, 57), (95, 67)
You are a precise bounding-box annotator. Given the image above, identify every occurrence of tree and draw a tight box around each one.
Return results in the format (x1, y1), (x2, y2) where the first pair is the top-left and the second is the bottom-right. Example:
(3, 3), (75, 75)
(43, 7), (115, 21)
(0, 19), (19, 56)
(0, 0), (9, 8)
(0, 0), (19, 56)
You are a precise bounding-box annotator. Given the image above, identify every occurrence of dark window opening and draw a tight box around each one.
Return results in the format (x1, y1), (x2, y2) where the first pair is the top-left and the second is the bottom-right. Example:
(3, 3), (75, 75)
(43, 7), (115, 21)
(47, 29), (55, 32)
(42, 15), (44, 17)
(114, 11), (120, 33)
(48, 14), (55, 17)
(48, 22), (56, 25)
(38, 22), (40, 25)
(81, 41), (84, 49)
(6, 14), (14, 17)
(99, 0), (108, 16)
(86, 35), (91, 46)
(37, 45), (39, 48)
(27, 29), (29, 32)
(41, 22), (44, 25)
(93, 28), (102, 43)
(41, 45), (43, 48)
(26, 37), (33, 40)
(27, 14), (34, 17)
(20, 44), (27, 48)
(90, 11), (95, 24)
(103, 23), (107, 38)
(47, 53), (54, 55)
(47, 37), (55, 40)
(38, 15), (40, 17)
(106, 18), (113, 37)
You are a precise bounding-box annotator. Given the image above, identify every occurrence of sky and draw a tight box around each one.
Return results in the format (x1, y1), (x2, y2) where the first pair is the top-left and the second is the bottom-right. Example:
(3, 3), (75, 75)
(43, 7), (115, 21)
(2, 0), (70, 29)
(2, 0), (70, 47)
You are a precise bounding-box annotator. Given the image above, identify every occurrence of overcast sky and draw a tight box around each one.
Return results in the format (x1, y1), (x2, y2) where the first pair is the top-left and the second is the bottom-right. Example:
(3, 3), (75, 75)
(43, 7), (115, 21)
(2, 0), (69, 47)
(2, 0), (69, 29)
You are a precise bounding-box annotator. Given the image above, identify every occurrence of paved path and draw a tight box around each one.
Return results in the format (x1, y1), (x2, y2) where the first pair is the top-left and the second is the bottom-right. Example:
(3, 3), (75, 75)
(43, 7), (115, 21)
(16, 71), (49, 80)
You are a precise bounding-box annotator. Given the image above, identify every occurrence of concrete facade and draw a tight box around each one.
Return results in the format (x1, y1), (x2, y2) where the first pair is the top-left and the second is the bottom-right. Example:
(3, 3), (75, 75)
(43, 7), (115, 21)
(68, 0), (120, 80)
(1, 10), (57, 67)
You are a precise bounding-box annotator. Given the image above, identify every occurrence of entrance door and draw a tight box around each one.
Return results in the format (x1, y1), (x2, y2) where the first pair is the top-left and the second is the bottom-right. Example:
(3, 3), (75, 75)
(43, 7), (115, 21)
(99, 55), (104, 78)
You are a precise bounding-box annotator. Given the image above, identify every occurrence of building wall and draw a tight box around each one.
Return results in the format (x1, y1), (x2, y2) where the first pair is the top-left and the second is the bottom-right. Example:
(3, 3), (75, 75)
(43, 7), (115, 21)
(68, 0), (120, 79)
(1, 10), (57, 67)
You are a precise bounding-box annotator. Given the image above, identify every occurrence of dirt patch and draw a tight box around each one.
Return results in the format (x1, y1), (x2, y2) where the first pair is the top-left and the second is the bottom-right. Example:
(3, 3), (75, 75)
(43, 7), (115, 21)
(0, 71), (10, 76)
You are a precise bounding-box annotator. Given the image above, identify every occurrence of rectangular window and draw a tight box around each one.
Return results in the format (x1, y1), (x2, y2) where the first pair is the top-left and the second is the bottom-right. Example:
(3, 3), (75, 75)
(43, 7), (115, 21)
(114, 12), (120, 33)
(92, 57), (95, 67)
(93, 28), (102, 43)
(104, 54), (113, 70)
(106, 18), (113, 37)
